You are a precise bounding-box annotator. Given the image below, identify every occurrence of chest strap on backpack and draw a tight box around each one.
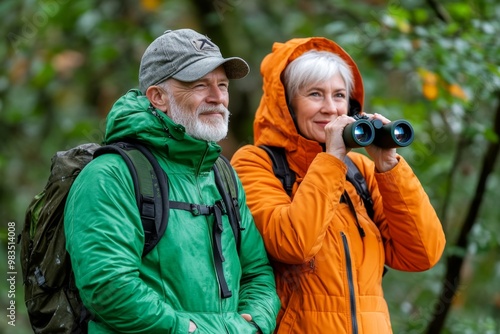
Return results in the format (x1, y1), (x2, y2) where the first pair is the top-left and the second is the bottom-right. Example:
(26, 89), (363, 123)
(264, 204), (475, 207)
(169, 201), (213, 216)
(169, 200), (233, 298)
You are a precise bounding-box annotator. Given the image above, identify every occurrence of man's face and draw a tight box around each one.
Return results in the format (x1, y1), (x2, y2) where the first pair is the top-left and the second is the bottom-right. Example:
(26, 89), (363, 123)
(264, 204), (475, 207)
(165, 66), (230, 142)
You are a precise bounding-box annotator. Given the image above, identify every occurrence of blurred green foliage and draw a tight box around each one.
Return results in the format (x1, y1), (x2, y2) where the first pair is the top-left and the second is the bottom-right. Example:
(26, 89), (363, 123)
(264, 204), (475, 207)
(1, 0), (499, 333)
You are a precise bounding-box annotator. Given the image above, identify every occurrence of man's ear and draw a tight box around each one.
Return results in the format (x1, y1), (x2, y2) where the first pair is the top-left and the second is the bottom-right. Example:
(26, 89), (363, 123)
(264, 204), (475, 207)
(145, 86), (169, 113)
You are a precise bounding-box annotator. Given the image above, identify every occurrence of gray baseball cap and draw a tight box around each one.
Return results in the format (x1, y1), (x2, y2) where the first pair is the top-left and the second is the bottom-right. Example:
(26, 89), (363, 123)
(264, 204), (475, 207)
(139, 29), (250, 93)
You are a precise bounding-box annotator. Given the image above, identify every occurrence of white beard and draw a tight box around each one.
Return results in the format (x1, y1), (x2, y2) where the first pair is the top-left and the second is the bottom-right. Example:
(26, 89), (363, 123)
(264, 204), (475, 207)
(167, 93), (229, 142)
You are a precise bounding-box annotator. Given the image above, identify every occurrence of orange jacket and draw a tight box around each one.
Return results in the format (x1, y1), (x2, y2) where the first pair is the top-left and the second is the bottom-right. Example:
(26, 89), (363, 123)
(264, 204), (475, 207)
(231, 37), (446, 334)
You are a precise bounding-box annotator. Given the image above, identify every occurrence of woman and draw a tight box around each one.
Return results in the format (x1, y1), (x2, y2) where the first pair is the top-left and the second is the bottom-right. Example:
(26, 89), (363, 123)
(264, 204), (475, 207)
(231, 37), (446, 333)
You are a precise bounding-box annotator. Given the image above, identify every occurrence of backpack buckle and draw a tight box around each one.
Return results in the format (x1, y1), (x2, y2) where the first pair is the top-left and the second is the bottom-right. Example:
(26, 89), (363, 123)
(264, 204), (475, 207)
(190, 204), (211, 216)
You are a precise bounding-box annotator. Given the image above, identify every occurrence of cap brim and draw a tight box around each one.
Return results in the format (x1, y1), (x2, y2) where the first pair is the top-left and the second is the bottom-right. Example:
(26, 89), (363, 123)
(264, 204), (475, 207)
(172, 57), (249, 82)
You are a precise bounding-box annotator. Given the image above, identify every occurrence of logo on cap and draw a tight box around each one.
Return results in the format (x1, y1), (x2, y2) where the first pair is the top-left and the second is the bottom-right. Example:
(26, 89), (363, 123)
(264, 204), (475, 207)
(192, 38), (216, 51)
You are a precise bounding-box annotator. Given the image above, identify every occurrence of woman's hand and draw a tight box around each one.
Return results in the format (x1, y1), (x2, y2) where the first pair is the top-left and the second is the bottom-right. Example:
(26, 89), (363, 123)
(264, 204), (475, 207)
(324, 114), (355, 160)
(364, 113), (398, 172)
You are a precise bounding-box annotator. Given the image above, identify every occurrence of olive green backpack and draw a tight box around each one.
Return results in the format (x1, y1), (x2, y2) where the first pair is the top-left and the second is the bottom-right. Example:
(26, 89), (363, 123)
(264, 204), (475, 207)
(20, 141), (240, 333)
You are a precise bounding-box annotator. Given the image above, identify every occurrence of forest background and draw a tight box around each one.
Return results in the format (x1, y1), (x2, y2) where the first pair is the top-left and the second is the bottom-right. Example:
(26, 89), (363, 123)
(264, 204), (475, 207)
(1, 0), (499, 333)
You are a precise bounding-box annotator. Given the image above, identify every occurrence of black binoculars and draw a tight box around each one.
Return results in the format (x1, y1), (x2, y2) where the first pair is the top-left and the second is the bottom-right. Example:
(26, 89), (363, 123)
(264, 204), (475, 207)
(343, 114), (414, 148)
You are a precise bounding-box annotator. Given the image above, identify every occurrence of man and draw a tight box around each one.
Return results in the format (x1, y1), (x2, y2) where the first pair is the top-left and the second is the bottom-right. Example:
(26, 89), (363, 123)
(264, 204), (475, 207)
(64, 28), (280, 333)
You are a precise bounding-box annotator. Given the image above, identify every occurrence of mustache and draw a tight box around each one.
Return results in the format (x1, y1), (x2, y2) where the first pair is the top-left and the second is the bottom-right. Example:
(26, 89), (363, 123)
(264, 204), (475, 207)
(197, 104), (230, 116)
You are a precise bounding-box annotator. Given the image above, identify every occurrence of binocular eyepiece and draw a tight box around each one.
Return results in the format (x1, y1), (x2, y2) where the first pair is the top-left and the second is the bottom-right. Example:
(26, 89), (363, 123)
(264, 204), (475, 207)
(343, 114), (414, 148)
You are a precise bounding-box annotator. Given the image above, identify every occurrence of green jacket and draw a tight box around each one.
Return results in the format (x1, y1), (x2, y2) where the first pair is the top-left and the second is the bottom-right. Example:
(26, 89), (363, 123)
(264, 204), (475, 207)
(64, 89), (280, 334)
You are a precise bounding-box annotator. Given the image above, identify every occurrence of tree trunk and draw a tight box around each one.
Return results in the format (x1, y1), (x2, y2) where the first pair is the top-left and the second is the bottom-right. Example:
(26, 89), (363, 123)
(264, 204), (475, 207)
(426, 92), (500, 333)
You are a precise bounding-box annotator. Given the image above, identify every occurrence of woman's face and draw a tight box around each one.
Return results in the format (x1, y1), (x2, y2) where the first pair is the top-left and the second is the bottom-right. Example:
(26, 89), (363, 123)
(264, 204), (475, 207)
(291, 73), (349, 143)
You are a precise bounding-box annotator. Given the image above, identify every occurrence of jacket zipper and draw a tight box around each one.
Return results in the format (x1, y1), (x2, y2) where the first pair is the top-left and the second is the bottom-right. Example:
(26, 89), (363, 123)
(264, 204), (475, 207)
(195, 145), (210, 176)
(341, 231), (358, 334)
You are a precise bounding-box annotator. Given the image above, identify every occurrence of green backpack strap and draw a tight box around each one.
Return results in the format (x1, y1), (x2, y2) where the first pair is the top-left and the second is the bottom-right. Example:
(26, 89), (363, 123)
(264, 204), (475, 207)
(94, 141), (169, 257)
(213, 155), (242, 252)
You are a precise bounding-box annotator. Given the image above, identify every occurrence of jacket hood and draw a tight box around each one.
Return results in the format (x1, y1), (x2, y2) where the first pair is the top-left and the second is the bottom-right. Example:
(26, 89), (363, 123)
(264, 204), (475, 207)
(104, 89), (222, 172)
(253, 37), (364, 174)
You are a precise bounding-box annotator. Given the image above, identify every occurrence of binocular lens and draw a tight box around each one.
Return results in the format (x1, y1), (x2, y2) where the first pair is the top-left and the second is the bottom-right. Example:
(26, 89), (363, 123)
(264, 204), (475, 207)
(354, 124), (371, 142)
(373, 120), (414, 148)
(343, 119), (375, 147)
(392, 123), (413, 145)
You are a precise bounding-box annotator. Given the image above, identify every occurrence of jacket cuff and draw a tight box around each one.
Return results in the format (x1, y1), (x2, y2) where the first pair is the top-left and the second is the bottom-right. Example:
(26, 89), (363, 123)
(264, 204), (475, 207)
(374, 155), (408, 180)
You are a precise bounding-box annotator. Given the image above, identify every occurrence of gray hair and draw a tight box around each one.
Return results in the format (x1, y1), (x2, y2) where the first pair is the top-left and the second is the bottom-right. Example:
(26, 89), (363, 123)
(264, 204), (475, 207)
(283, 50), (354, 103)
